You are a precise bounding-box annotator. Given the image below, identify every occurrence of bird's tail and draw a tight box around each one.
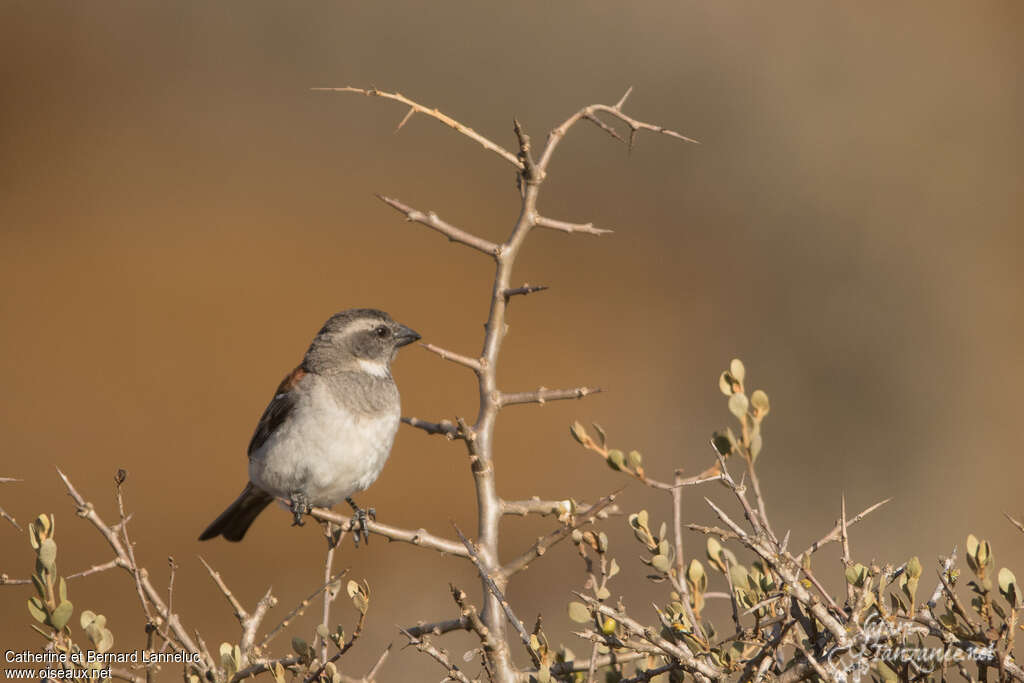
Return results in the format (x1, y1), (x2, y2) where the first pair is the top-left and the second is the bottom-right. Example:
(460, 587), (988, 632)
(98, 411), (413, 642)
(198, 483), (273, 542)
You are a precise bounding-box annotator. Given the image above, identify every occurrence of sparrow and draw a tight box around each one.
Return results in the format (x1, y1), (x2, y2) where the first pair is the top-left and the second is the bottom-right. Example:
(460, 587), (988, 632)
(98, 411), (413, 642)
(199, 308), (420, 542)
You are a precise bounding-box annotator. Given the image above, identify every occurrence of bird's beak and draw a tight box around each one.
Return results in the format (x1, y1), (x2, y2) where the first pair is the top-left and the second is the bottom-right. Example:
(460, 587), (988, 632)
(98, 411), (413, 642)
(395, 325), (421, 347)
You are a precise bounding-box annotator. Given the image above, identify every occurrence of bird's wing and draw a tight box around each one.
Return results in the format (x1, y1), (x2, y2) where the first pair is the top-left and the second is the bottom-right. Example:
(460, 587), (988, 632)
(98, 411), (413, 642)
(247, 365), (308, 457)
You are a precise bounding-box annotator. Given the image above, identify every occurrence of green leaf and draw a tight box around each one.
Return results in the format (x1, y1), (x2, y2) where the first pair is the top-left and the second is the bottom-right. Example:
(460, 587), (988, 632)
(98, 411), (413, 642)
(627, 450), (642, 468)
(595, 587), (611, 600)
(96, 628), (114, 654)
(220, 643), (241, 678)
(50, 601), (73, 631)
(966, 534), (980, 571)
(291, 637), (312, 662)
(38, 539), (57, 571)
(27, 597), (47, 624)
(728, 393), (749, 419)
(347, 580), (370, 613)
(750, 433), (763, 460)
(567, 601), (590, 623)
(651, 555), (671, 573)
(845, 564), (868, 587)
(977, 540), (991, 568)
(570, 421), (587, 445)
(687, 560), (707, 592)
(606, 449), (625, 471)
(718, 372), (735, 396)
(999, 567), (1019, 607)
(608, 558), (620, 579)
(750, 390), (770, 416)
(906, 556), (922, 579)
(729, 359), (745, 383)
(729, 565), (749, 590)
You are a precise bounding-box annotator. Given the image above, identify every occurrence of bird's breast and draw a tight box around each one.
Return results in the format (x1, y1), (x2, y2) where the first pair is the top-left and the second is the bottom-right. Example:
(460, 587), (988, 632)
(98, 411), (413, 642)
(249, 379), (400, 507)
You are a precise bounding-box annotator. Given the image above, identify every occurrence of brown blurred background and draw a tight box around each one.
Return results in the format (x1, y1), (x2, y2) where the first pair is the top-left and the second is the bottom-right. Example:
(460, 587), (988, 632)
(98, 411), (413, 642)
(1, 1), (1022, 679)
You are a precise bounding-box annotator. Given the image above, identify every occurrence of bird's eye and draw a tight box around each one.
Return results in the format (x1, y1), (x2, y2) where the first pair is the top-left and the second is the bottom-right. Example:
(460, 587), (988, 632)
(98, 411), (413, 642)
(375, 326), (390, 338)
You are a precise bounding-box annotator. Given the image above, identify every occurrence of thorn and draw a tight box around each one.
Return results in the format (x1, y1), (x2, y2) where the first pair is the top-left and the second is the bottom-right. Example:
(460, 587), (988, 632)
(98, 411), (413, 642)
(395, 107), (416, 132)
(614, 86), (634, 110)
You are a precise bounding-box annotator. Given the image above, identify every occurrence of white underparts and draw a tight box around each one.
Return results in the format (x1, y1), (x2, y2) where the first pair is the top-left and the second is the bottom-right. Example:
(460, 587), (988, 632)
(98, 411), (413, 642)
(249, 376), (400, 507)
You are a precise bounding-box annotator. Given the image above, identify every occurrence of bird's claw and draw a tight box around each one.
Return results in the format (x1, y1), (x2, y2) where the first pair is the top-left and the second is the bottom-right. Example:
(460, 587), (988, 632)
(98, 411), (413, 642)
(289, 491), (311, 527)
(346, 497), (375, 547)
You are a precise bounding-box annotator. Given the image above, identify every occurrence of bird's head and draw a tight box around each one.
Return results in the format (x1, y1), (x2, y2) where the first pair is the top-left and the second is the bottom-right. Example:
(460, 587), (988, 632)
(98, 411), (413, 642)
(304, 308), (420, 376)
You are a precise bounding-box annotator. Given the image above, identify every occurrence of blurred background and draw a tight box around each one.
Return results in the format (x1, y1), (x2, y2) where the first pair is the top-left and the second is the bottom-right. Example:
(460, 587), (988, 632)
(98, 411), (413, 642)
(1, 1), (1022, 679)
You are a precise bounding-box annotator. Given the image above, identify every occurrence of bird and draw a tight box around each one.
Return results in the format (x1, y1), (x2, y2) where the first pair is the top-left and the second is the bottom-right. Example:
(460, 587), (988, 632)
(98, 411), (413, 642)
(199, 308), (420, 543)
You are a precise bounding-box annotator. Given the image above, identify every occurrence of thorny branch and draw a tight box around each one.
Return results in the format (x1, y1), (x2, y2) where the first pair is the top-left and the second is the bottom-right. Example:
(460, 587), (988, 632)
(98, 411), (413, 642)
(311, 84), (701, 682)
(312, 84), (698, 682)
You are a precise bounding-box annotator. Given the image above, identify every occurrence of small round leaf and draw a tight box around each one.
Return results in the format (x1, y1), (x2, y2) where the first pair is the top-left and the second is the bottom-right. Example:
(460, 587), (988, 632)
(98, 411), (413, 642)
(567, 601), (590, 623)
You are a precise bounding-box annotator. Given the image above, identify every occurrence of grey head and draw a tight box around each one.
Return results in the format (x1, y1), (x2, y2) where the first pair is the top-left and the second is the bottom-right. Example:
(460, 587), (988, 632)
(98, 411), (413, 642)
(303, 308), (421, 376)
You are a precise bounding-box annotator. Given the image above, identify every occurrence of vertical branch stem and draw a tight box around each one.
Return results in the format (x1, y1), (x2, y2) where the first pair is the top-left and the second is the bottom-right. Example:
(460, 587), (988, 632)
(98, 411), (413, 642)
(320, 524), (338, 665)
(464, 125), (544, 683)
(470, 183), (541, 682)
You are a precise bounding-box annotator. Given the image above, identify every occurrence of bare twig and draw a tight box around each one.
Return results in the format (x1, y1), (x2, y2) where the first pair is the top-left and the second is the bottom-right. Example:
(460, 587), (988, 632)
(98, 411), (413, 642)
(0, 574), (32, 586)
(0, 476), (21, 531)
(502, 284), (548, 298)
(450, 584), (498, 654)
(258, 569), (350, 651)
(502, 489), (621, 577)
(314, 86), (524, 169)
(575, 595), (721, 680)
(309, 507), (468, 557)
(421, 342), (483, 373)
(533, 215), (613, 236)
(801, 498), (891, 557)
(402, 615), (470, 639)
(401, 415), (462, 439)
(498, 386), (601, 407)
(362, 645), (391, 682)
(199, 556), (249, 624)
(399, 629), (474, 683)
(65, 558), (122, 581)
(376, 194), (499, 256)
(544, 650), (651, 677)
(500, 496), (620, 519)
(114, 471), (155, 626)
(305, 599), (368, 683)
(583, 112), (626, 143)
(56, 469), (211, 673)
(840, 496), (854, 605)
(669, 469), (702, 636)
(455, 525), (540, 667)
(537, 88), (698, 173)
(244, 589), (276, 655)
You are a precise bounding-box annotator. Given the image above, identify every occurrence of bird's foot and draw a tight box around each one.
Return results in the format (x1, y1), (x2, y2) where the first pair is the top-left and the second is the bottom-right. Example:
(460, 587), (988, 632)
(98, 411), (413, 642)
(289, 491), (311, 527)
(346, 497), (375, 547)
